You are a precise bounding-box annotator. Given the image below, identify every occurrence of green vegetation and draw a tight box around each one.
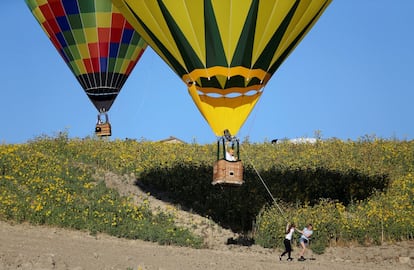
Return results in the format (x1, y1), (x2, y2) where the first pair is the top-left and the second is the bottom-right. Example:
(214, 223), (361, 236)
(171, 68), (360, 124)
(0, 133), (203, 248)
(0, 132), (413, 253)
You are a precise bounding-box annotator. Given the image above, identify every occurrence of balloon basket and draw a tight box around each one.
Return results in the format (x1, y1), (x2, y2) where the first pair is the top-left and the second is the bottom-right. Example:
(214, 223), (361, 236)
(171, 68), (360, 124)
(95, 122), (111, 136)
(212, 159), (244, 186)
(95, 112), (112, 137)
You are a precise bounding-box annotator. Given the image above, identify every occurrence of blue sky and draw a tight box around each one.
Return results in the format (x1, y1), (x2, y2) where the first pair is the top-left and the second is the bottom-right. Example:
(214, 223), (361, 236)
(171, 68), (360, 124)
(1, 1), (413, 144)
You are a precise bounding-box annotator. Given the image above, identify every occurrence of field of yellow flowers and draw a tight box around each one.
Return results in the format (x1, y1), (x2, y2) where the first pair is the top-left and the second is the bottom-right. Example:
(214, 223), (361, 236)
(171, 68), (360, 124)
(0, 134), (203, 247)
(251, 138), (413, 253)
(0, 133), (413, 252)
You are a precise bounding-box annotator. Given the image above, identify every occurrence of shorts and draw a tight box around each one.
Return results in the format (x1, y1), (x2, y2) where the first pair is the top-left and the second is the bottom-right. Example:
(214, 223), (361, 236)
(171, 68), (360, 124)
(299, 238), (308, 244)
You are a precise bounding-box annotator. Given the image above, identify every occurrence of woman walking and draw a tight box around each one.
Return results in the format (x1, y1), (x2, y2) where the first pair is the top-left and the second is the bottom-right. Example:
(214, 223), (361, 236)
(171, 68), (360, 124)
(279, 223), (295, 261)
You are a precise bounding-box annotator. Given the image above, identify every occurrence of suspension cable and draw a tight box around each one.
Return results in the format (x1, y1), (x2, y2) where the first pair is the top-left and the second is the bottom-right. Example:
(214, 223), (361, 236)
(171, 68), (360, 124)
(241, 144), (288, 222)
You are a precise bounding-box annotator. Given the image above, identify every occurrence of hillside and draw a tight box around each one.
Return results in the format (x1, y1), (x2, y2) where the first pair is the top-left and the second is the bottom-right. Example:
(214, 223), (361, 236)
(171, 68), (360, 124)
(1, 136), (413, 269)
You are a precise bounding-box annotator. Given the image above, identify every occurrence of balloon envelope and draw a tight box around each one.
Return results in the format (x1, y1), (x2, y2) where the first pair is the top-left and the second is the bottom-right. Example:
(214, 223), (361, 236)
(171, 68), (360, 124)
(25, 0), (147, 112)
(113, 0), (331, 136)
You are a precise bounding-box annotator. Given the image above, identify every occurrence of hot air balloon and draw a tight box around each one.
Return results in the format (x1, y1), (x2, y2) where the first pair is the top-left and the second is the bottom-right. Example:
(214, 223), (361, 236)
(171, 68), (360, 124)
(113, 0), (331, 184)
(25, 0), (147, 136)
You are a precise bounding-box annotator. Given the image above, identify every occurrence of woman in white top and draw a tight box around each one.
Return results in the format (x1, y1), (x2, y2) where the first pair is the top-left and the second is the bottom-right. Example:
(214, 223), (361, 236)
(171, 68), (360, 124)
(225, 148), (236, 161)
(279, 223), (295, 261)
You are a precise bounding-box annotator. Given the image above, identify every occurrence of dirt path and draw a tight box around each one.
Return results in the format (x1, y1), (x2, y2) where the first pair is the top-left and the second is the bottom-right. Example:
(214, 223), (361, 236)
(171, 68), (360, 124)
(0, 221), (413, 270)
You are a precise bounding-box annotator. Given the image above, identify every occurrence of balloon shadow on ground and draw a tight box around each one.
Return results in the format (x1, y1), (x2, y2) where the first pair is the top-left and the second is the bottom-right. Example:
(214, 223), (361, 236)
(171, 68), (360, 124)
(135, 163), (389, 233)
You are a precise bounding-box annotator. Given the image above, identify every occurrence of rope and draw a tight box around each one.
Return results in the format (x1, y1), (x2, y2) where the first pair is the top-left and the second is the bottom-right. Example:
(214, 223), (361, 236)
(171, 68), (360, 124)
(241, 144), (288, 223)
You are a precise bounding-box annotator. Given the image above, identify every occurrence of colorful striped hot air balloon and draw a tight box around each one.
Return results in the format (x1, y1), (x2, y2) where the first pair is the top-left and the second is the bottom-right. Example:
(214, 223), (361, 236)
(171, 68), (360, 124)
(25, 0), (147, 136)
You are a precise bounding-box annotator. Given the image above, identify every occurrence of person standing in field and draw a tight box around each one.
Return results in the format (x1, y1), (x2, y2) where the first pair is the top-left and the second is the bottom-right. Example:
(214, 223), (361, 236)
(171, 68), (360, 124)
(297, 223), (313, 261)
(279, 223), (295, 261)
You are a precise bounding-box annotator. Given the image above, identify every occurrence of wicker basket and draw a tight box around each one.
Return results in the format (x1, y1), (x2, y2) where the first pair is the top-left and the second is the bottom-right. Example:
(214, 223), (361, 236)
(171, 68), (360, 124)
(212, 159), (244, 185)
(95, 123), (111, 137)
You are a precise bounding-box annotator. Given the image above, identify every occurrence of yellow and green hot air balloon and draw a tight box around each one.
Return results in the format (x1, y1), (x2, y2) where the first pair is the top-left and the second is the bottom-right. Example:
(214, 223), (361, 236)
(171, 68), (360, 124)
(113, 0), (331, 137)
(113, 0), (331, 184)
(25, 0), (147, 136)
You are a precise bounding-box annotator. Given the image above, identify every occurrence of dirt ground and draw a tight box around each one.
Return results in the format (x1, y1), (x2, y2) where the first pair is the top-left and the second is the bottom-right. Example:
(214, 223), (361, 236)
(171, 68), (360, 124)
(1, 172), (413, 270)
(1, 221), (413, 270)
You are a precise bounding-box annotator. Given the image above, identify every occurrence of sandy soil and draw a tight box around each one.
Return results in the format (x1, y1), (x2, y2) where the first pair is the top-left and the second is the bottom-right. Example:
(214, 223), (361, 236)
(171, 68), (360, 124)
(1, 221), (413, 270)
(1, 171), (413, 270)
